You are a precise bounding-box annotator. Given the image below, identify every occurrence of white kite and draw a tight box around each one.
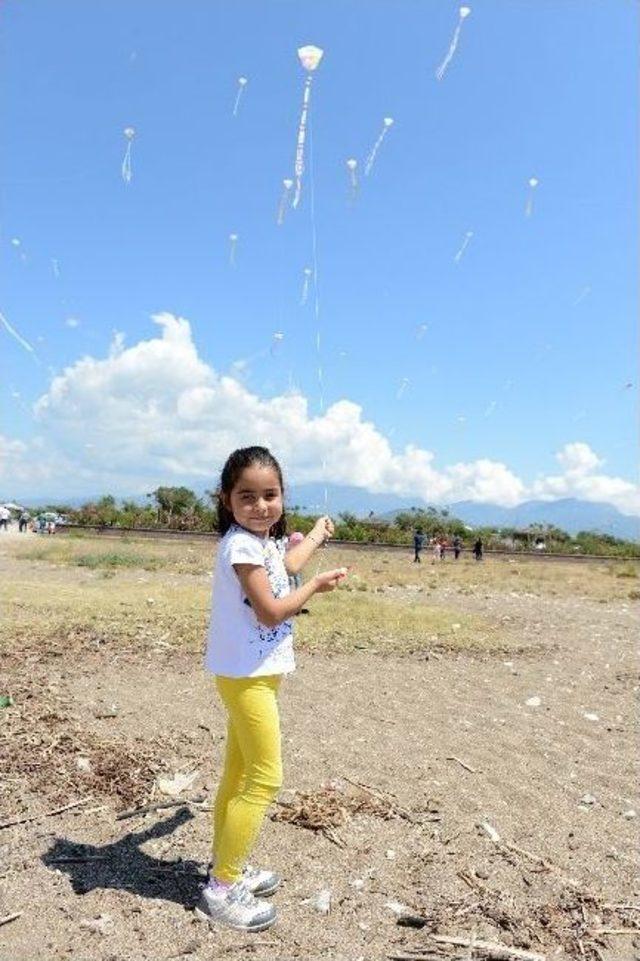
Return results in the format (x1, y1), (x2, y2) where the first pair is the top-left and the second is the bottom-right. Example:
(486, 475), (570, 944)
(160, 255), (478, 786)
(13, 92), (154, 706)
(436, 6), (471, 81)
(276, 178), (294, 225)
(396, 377), (410, 400)
(573, 286), (591, 306)
(121, 127), (136, 183)
(292, 45), (324, 209)
(228, 233), (239, 266)
(364, 117), (394, 177)
(416, 323), (428, 340)
(346, 158), (358, 199)
(525, 176), (539, 217)
(0, 310), (35, 355)
(10, 238), (27, 263)
(271, 331), (284, 355)
(51, 258), (61, 279)
(300, 266), (313, 306)
(454, 230), (474, 263)
(232, 76), (248, 117)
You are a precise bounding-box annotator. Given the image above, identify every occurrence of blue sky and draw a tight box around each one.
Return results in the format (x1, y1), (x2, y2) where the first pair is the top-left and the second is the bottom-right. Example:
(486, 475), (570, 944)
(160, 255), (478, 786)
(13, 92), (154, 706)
(1, 0), (638, 509)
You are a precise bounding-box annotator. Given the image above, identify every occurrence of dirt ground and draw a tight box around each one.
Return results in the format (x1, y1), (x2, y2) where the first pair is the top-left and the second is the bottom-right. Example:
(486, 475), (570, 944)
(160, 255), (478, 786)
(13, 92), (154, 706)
(1, 531), (638, 961)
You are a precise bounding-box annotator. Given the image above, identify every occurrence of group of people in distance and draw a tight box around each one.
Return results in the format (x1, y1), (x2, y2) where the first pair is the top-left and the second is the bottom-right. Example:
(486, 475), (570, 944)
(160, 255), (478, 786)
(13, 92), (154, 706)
(413, 528), (483, 563)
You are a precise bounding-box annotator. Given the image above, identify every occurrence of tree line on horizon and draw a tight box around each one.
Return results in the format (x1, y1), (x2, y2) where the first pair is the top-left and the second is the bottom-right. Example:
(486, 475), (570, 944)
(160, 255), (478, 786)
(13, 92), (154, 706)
(25, 486), (640, 558)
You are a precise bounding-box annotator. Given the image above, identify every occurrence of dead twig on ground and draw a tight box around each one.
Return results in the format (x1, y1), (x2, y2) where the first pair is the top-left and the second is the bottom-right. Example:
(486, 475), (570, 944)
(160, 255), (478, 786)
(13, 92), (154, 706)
(115, 794), (206, 821)
(428, 933), (546, 961)
(0, 912), (22, 927)
(0, 797), (92, 830)
(447, 756), (477, 774)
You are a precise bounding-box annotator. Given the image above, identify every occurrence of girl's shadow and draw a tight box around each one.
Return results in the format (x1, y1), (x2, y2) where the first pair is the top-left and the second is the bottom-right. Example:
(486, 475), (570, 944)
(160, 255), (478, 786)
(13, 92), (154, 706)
(42, 808), (206, 908)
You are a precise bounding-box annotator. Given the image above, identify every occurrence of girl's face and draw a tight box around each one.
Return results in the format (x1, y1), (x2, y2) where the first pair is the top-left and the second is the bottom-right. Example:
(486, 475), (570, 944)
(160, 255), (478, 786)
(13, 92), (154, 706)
(225, 464), (283, 537)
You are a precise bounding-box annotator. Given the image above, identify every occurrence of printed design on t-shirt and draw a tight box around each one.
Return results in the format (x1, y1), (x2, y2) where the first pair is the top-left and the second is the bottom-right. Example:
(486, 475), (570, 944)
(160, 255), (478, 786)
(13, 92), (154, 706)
(246, 539), (292, 659)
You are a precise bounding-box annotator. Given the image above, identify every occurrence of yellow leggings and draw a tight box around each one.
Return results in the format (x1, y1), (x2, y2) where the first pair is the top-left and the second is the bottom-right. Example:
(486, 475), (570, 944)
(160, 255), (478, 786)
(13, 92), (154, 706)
(212, 674), (283, 884)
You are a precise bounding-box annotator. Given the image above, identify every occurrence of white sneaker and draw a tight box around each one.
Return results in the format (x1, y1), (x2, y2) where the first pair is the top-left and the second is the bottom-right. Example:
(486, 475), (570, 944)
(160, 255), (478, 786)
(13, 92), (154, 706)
(195, 880), (276, 932)
(203, 862), (281, 897)
(242, 863), (281, 897)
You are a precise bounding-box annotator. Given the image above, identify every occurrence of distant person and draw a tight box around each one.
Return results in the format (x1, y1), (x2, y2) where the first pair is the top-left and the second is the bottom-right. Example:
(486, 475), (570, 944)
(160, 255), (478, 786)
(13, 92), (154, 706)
(473, 538), (483, 561)
(0, 505), (10, 531)
(200, 446), (346, 932)
(413, 528), (426, 563)
(452, 535), (462, 560)
(19, 510), (31, 533)
(431, 536), (442, 563)
(439, 536), (449, 561)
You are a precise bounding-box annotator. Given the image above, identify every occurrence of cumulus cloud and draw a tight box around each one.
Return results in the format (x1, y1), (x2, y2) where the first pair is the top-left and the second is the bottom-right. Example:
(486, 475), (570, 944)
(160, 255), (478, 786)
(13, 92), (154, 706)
(1, 313), (638, 516)
(531, 443), (640, 515)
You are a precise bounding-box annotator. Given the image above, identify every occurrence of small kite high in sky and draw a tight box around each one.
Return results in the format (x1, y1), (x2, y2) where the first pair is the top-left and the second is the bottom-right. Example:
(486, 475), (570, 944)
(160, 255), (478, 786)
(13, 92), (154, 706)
(292, 45), (324, 209)
(396, 377), (410, 400)
(435, 6), (471, 81)
(454, 230), (474, 263)
(346, 158), (358, 201)
(228, 233), (238, 266)
(300, 266), (313, 306)
(364, 117), (394, 177)
(525, 176), (539, 217)
(276, 178), (294, 225)
(232, 76), (248, 117)
(121, 127), (135, 183)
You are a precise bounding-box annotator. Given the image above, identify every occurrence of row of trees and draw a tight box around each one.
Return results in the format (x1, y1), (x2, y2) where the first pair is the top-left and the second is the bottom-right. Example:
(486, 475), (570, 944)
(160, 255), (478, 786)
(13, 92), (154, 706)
(29, 488), (640, 558)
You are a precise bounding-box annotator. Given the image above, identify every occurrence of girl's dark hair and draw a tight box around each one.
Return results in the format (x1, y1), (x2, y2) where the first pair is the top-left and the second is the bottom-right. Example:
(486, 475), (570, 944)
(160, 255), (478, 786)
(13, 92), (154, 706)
(217, 446), (287, 539)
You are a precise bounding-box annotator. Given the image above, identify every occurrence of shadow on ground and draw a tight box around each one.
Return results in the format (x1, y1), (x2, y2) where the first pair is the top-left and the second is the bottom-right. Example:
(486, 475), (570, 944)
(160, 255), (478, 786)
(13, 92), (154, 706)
(42, 808), (205, 909)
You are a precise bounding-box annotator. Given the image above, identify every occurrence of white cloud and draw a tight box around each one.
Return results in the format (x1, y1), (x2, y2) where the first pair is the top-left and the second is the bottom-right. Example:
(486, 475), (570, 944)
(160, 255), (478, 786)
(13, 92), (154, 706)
(1, 313), (638, 516)
(531, 443), (640, 515)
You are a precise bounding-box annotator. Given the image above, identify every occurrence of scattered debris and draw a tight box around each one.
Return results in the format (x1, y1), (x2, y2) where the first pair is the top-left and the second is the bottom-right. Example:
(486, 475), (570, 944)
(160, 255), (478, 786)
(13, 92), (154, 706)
(79, 913), (113, 936)
(478, 820), (501, 843)
(301, 888), (331, 915)
(271, 778), (425, 842)
(525, 696), (542, 707)
(156, 770), (199, 797)
(0, 797), (93, 831)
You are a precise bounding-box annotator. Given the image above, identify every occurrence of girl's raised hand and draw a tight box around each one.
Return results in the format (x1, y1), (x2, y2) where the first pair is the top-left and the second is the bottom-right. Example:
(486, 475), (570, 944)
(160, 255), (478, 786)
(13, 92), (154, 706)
(313, 567), (348, 593)
(312, 515), (335, 542)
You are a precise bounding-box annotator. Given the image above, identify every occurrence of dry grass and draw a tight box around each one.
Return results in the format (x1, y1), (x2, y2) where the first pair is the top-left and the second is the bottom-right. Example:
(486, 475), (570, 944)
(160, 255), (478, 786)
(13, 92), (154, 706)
(2, 534), (633, 664)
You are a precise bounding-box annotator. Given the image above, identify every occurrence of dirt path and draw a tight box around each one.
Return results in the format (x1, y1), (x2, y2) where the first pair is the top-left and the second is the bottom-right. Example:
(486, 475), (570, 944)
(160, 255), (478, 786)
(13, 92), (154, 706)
(1, 585), (638, 960)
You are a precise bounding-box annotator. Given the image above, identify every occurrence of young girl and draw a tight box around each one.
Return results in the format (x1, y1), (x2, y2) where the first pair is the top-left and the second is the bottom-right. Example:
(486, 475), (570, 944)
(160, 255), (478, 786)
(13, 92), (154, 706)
(196, 446), (347, 932)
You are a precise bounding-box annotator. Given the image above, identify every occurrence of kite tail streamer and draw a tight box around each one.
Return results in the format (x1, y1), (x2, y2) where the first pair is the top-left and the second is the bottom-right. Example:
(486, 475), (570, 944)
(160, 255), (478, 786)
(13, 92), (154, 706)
(293, 76), (312, 209)
(121, 141), (133, 183)
(365, 130), (385, 176)
(435, 21), (462, 81)
(0, 310), (36, 356)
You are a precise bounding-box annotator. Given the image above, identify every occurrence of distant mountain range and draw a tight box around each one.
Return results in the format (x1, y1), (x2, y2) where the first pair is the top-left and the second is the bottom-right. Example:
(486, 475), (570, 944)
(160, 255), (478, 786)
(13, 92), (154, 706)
(289, 484), (639, 541)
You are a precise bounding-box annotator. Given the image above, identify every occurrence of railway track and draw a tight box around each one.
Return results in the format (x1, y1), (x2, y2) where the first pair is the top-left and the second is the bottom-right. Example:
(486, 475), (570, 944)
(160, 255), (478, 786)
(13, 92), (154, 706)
(57, 524), (637, 564)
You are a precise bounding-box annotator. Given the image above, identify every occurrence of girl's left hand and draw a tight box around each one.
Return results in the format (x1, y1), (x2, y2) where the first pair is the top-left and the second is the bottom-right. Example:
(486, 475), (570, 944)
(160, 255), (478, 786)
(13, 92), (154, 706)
(312, 515), (334, 543)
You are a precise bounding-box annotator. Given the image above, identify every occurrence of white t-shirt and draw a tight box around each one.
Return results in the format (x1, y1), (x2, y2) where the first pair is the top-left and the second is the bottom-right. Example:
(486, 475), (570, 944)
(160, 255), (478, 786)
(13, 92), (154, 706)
(205, 524), (295, 678)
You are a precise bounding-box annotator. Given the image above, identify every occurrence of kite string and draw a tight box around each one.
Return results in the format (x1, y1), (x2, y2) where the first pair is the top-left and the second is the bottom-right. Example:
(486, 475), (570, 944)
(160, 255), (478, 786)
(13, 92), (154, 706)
(308, 102), (330, 568)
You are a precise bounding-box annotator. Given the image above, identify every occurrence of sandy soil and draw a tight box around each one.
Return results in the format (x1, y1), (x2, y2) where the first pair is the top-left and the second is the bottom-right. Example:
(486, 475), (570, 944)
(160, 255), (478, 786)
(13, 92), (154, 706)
(1, 541), (638, 961)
